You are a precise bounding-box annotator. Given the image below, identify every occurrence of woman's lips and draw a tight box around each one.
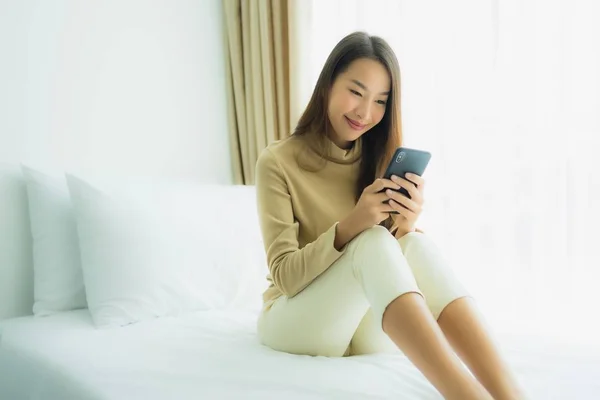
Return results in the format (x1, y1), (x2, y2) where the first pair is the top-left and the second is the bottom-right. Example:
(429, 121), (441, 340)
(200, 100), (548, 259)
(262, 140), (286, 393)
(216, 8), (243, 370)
(345, 116), (365, 130)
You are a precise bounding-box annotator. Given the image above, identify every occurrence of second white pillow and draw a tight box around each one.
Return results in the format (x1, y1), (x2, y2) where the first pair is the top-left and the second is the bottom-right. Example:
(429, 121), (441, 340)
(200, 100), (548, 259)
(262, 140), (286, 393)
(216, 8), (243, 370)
(66, 173), (267, 328)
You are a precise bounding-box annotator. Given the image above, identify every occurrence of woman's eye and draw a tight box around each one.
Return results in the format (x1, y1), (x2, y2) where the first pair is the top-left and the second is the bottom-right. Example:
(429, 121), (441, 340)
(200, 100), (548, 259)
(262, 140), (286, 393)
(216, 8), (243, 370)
(350, 89), (362, 97)
(377, 100), (387, 105)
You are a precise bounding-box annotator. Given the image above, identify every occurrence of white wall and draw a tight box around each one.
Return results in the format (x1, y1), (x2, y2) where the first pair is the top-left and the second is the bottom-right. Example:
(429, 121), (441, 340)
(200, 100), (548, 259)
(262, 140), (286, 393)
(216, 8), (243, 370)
(0, 0), (232, 183)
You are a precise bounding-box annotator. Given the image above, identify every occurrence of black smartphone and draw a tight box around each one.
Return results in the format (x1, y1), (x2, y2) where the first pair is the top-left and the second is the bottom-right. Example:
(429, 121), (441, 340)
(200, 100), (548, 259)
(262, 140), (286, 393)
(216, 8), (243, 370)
(382, 147), (431, 212)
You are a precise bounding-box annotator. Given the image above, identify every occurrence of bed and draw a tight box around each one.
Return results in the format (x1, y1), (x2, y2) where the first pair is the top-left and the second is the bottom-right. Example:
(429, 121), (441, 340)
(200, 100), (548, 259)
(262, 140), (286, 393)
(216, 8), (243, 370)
(1, 309), (599, 400)
(1, 164), (599, 399)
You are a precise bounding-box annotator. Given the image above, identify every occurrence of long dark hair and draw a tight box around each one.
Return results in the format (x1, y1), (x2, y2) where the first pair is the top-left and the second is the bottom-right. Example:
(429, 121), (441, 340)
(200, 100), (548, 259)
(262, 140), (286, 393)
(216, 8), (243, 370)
(292, 31), (403, 202)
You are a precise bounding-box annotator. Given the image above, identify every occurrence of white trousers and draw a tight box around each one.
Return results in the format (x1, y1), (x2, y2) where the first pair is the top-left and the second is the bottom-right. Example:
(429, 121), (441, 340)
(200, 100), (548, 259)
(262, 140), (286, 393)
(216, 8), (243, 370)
(257, 226), (470, 357)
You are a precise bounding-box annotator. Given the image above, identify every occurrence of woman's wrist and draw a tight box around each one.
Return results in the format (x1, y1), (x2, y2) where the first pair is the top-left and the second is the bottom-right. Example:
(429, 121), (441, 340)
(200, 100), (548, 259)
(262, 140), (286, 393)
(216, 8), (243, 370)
(334, 214), (364, 251)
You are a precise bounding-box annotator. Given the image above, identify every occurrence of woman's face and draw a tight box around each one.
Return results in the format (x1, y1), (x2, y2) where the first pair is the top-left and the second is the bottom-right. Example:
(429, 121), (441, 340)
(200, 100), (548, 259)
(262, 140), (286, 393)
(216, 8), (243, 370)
(327, 58), (391, 149)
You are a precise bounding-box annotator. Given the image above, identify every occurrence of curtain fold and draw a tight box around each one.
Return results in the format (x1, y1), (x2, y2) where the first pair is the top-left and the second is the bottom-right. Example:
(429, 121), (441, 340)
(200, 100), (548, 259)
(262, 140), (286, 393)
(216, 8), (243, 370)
(223, 0), (290, 185)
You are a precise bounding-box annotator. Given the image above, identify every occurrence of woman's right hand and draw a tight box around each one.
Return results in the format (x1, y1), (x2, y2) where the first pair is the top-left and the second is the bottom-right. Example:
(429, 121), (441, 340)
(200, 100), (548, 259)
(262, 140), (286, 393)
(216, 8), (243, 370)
(334, 178), (400, 250)
(351, 178), (401, 229)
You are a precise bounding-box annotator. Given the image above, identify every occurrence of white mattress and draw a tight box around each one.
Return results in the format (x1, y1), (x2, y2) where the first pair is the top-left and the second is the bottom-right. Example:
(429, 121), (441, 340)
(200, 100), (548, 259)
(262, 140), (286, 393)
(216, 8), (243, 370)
(0, 309), (599, 400)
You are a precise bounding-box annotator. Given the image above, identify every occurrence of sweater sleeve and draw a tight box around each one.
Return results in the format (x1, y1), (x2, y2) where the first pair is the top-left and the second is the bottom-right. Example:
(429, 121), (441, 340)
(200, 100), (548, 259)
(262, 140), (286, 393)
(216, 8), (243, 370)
(254, 148), (347, 298)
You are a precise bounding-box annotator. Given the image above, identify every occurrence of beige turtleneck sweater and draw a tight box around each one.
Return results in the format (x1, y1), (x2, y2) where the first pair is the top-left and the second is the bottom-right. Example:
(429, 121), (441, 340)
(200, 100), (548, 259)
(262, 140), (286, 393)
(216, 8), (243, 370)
(255, 135), (362, 305)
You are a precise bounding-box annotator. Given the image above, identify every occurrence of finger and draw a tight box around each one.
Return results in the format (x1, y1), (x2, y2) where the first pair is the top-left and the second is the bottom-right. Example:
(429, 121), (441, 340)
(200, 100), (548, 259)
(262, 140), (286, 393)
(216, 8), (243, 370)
(374, 192), (393, 203)
(373, 195), (400, 214)
(386, 189), (421, 213)
(378, 178), (402, 193)
(386, 192), (422, 215)
(375, 194), (402, 215)
(389, 199), (415, 219)
(390, 175), (420, 200)
(404, 182), (424, 205)
(366, 178), (401, 194)
(365, 179), (385, 194)
(404, 177), (424, 204)
(388, 209), (405, 218)
(405, 173), (425, 188)
(378, 203), (396, 214)
(408, 173), (426, 200)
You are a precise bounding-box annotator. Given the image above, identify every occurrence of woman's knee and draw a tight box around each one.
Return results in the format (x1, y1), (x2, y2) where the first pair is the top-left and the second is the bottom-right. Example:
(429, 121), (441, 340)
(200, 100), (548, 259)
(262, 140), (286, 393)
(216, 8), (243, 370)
(348, 225), (412, 279)
(398, 232), (448, 276)
(397, 230), (437, 255)
(350, 225), (399, 254)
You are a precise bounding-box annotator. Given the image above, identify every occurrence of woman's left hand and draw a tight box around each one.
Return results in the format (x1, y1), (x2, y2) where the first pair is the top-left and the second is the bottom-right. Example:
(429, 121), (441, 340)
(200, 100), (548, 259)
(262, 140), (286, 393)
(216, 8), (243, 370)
(385, 173), (425, 238)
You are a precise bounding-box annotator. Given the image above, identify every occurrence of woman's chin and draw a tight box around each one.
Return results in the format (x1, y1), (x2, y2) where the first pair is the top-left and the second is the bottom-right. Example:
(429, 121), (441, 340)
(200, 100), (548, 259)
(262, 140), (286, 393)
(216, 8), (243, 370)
(343, 129), (365, 142)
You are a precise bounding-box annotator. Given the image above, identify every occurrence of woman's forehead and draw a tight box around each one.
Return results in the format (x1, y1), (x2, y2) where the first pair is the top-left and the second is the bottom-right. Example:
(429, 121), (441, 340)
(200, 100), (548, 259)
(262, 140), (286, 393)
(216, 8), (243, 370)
(341, 59), (391, 93)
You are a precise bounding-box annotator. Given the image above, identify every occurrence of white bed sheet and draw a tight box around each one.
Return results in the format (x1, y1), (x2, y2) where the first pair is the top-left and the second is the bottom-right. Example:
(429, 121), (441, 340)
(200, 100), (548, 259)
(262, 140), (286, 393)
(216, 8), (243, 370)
(0, 309), (599, 400)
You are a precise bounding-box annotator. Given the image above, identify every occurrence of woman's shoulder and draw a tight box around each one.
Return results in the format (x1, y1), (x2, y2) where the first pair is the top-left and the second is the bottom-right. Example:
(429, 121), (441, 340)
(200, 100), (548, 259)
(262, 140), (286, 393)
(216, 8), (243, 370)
(257, 136), (304, 167)
(264, 135), (304, 155)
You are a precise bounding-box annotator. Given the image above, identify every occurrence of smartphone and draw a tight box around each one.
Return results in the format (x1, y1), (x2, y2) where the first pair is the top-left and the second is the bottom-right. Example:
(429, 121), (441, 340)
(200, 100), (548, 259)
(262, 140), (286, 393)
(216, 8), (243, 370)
(382, 147), (431, 212)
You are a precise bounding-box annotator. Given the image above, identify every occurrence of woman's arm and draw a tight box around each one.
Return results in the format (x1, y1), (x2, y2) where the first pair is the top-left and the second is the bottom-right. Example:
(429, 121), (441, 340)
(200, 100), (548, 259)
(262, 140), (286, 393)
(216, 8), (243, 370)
(255, 149), (348, 298)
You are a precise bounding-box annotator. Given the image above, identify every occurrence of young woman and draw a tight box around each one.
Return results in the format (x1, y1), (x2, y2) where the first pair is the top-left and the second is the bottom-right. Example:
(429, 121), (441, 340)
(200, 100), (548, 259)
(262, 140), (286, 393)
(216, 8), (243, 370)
(254, 31), (526, 400)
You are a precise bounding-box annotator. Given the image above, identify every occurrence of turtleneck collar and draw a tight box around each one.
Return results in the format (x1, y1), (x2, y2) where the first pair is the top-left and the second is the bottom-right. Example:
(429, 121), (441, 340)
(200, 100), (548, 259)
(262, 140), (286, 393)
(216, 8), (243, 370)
(325, 135), (362, 164)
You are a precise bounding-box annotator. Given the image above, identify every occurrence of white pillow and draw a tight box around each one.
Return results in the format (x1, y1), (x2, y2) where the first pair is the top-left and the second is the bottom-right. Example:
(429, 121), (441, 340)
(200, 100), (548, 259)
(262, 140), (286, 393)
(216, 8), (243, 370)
(66, 173), (267, 328)
(21, 165), (87, 316)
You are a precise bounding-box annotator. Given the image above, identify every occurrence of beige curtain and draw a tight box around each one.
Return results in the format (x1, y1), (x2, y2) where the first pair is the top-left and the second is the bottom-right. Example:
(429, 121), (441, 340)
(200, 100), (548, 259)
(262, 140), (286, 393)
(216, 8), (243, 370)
(222, 0), (291, 185)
